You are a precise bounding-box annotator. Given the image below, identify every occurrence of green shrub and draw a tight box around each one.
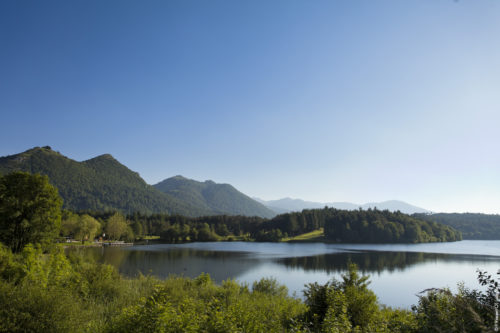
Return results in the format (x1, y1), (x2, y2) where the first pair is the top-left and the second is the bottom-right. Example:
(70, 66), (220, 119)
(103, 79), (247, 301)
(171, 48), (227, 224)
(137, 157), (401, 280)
(108, 274), (306, 332)
(413, 287), (489, 332)
(0, 281), (87, 333)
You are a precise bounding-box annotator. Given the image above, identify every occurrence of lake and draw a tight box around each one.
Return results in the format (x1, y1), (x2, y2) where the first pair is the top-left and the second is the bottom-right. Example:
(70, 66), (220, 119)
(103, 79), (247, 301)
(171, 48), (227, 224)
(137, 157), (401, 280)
(73, 240), (500, 308)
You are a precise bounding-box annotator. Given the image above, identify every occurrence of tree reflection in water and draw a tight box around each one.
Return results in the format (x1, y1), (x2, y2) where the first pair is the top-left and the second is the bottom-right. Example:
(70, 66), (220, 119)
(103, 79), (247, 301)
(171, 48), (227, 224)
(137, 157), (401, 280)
(278, 250), (500, 275)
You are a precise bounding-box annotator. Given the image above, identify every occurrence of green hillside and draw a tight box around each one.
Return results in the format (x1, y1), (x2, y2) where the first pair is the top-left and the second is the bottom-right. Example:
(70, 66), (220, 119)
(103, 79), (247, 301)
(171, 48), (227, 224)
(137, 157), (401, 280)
(0, 147), (207, 216)
(154, 176), (276, 218)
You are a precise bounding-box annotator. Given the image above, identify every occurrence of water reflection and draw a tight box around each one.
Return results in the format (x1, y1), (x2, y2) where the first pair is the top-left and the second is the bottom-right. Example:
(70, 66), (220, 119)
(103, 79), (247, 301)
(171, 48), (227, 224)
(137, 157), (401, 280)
(69, 247), (260, 282)
(279, 251), (500, 275)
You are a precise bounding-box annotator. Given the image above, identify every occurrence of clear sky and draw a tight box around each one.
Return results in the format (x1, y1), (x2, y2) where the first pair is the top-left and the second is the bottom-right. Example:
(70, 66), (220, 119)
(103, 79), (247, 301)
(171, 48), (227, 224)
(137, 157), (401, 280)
(1, 0), (499, 214)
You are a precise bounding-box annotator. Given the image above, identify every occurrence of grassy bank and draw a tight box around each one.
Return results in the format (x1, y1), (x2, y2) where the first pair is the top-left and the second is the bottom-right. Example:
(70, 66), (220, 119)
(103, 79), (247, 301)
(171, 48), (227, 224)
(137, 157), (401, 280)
(283, 228), (325, 242)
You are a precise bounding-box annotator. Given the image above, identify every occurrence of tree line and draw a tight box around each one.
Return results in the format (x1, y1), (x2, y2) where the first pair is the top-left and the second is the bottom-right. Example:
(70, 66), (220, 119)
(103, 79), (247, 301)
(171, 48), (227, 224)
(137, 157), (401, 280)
(65, 212), (267, 243)
(76, 207), (461, 244)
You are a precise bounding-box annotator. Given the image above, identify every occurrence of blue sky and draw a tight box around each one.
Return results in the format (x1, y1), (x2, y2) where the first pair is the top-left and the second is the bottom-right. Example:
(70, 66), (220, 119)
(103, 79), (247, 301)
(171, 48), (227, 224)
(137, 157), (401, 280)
(1, 0), (499, 213)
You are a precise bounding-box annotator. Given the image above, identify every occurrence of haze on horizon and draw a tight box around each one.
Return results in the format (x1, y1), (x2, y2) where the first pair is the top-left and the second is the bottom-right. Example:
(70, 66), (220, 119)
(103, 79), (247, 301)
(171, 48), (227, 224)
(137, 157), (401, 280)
(1, 1), (499, 214)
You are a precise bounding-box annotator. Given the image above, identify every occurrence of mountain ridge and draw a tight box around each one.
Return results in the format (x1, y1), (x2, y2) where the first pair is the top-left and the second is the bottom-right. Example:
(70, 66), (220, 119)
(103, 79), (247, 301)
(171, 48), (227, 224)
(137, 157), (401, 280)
(256, 197), (430, 215)
(154, 176), (276, 219)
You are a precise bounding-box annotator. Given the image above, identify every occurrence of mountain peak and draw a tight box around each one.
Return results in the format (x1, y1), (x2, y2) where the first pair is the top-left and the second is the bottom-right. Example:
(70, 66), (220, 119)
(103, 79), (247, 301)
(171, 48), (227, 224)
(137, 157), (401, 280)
(91, 153), (116, 161)
(30, 145), (53, 151)
(83, 154), (127, 168)
(154, 176), (275, 218)
(23, 146), (61, 156)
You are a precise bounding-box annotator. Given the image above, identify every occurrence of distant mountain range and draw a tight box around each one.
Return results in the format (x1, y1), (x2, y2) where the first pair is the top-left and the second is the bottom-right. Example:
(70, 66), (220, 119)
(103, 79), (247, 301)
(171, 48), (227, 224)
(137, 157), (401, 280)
(0, 147), (273, 218)
(254, 197), (430, 215)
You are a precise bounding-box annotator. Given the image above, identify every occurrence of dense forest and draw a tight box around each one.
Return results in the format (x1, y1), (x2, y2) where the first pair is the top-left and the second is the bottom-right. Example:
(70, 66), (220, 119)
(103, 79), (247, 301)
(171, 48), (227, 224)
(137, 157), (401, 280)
(323, 209), (461, 243)
(414, 213), (500, 240)
(254, 208), (461, 243)
(1, 171), (498, 332)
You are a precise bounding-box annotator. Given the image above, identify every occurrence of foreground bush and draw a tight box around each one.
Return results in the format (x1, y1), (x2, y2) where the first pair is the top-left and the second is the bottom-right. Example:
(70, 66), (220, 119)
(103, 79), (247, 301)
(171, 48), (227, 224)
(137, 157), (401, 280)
(108, 274), (306, 332)
(413, 286), (493, 332)
(304, 263), (417, 332)
(0, 244), (158, 332)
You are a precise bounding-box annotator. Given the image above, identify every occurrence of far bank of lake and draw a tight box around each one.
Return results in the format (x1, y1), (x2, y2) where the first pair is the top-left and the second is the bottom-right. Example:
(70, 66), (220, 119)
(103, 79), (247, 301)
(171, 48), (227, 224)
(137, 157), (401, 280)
(70, 240), (500, 308)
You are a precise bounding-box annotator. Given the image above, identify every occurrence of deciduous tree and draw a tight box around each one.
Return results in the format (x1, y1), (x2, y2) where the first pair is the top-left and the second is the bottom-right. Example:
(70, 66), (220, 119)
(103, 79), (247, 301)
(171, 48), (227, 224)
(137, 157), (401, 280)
(105, 213), (128, 240)
(0, 172), (62, 252)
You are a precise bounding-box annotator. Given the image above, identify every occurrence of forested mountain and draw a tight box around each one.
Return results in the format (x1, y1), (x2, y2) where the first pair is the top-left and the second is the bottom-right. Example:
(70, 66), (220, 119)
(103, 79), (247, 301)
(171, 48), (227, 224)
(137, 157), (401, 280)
(257, 197), (430, 214)
(0, 146), (205, 215)
(154, 176), (276, 219)
(0, 147), (276, 218)
(414, 212), (500, 240)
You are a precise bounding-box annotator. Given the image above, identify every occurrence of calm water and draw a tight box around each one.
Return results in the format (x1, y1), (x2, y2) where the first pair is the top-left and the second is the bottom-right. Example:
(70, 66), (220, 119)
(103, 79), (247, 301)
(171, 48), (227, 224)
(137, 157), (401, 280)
(72, 240), (500, 308)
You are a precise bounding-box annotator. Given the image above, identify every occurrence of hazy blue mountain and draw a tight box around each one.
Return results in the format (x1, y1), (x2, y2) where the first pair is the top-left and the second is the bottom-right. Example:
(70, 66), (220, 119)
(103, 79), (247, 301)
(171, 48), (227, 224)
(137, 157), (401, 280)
(265, 205), (291, 214)
(154, 176), (276, 218)
(328, 202), (361, 210)
(360, 200), (430, 214)
(257, 197), (429, 215)
(257, 197), (324, 212)
(252, 198), (291, 214)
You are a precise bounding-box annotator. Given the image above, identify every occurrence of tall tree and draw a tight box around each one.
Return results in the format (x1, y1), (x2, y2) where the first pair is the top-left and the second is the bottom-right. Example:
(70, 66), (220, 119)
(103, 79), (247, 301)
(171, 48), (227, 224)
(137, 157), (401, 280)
(0, 172), (63, 252)
(105, 213), (128, 240)
(74, 214), (101, 243)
